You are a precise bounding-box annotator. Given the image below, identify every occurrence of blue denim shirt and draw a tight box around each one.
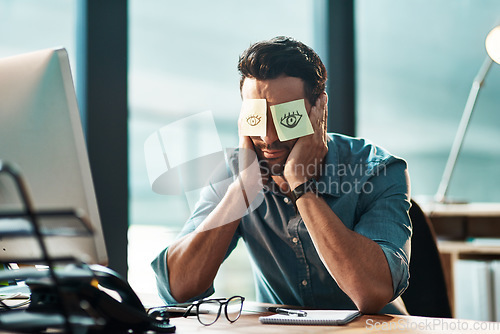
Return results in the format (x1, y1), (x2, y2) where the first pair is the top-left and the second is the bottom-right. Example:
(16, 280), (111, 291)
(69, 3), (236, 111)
(152, 134), (412, 314)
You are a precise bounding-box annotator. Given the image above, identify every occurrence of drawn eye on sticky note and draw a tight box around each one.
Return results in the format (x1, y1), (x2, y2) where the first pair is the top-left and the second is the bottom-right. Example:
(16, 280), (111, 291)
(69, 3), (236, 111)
(270, 99), (314, 141)
(240, 99), (267, 137)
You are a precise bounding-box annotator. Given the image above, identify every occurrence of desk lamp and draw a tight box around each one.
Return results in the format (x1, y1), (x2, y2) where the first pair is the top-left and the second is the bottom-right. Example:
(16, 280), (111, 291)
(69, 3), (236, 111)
(435, 25), (500, 203)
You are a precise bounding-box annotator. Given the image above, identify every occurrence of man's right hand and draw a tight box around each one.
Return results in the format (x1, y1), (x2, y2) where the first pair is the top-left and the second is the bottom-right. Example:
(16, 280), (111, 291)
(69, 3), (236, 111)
(237, 114), (264, 206)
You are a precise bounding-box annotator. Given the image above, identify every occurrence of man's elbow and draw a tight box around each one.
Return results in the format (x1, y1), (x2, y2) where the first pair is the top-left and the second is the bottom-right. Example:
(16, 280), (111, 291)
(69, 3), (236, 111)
(169, 274), (210, 304)
(354, 285), (394, 314)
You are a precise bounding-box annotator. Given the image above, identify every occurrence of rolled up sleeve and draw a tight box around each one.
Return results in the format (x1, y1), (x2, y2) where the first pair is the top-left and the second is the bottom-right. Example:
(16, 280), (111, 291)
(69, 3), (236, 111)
(354, 158), (412, 300)
(151, 246), (216, 304)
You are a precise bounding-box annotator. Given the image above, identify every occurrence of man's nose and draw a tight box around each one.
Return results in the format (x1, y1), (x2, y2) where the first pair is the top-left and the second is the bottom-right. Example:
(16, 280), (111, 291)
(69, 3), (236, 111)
(261, 115), (280, 145)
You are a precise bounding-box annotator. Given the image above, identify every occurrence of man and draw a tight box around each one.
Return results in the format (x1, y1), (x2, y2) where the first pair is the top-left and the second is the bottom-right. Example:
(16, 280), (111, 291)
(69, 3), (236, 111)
(152, 36), (411, 314)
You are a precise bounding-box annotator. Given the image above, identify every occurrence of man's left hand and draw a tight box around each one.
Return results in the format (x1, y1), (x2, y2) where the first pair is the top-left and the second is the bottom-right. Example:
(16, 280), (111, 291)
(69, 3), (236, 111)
(284, 92), (328, 190)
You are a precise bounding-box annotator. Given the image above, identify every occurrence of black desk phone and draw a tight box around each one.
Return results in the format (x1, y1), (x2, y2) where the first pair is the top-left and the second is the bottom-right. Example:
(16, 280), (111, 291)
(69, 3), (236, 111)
(0, 264), (175, 333)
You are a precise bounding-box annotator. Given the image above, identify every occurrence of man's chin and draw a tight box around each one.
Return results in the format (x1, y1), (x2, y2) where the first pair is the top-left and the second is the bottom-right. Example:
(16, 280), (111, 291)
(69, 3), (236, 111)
(265, 160), (286, 176)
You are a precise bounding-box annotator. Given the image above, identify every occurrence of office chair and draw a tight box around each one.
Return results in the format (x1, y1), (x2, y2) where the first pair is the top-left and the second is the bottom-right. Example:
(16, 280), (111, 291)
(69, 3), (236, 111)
(401, 200), (452, 318)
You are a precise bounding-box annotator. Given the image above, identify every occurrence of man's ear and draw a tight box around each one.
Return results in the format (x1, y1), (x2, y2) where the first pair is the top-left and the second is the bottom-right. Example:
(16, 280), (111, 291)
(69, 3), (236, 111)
(313, 91), (328, 108)
(320, 91), (328, 107)
(316, 92), (329, 134)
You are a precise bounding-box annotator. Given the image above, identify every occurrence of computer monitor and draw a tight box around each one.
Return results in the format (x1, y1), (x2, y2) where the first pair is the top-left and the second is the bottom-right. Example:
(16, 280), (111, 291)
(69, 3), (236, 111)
(0, 48), (107, 265)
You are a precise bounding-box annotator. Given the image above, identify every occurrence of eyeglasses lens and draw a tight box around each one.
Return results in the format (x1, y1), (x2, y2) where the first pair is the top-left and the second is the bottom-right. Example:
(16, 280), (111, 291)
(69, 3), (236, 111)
(226, 296), (244, 322)
(197, 300), (221, 325)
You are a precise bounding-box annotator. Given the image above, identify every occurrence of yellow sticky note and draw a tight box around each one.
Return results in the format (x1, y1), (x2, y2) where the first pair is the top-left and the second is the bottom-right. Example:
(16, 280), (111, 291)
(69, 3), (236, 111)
(270, 99), (314, 141)
(240, 99), (267, 137)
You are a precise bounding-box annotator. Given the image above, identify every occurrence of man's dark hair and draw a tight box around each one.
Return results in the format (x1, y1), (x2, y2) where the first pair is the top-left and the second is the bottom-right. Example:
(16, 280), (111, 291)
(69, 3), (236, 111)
(238, 36), (327, 106)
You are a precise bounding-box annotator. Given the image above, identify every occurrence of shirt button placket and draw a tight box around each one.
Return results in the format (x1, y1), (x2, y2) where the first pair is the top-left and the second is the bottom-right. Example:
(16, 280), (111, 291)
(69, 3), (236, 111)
(292, 220), (314, 305)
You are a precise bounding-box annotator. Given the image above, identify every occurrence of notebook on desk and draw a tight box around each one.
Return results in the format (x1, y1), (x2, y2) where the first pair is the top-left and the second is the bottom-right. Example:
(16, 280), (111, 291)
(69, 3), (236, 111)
(259, 310), (361, 326)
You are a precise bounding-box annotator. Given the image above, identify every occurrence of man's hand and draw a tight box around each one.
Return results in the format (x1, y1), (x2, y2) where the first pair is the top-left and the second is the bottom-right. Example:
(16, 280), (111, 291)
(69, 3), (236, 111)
(284, 93), (328, 190)
(237, 112), (264, 203)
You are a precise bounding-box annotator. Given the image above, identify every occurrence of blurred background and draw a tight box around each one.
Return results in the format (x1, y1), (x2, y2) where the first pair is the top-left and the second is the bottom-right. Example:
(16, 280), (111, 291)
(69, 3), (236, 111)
(1, 0), (499, 304)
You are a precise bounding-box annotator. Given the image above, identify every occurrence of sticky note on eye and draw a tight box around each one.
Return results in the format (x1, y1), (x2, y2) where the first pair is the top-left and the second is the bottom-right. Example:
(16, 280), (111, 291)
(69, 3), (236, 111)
(270, 99), (314, 141)
(240, 99), (267, 137)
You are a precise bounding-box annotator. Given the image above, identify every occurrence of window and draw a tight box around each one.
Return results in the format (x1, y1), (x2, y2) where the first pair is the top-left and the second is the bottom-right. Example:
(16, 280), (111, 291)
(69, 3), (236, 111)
(128, 0), (321, 302)
(356, 0), (500, 203)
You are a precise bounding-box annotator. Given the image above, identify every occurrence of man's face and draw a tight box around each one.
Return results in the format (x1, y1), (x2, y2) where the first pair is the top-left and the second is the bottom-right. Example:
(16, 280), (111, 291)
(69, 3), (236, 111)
(241, 76), (312, 175)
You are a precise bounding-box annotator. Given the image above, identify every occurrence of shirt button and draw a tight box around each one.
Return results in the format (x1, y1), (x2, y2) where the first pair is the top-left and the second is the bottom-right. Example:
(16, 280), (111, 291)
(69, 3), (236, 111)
(301, 280), (308, 286)
(284, 197), (290, 204)
(292, 237), (298, 244)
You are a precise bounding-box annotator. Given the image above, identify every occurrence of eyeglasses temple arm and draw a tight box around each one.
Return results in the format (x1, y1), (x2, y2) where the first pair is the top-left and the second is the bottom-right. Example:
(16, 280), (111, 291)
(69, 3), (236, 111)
(182, 304), (195, 318)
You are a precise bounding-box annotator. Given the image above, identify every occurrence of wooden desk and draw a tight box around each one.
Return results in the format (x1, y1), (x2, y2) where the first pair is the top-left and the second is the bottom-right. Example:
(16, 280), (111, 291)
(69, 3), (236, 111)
(168, 304), (500, 333)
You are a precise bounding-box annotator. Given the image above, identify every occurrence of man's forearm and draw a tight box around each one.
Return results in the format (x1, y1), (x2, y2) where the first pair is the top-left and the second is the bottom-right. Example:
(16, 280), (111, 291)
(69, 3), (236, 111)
(167, 220), (240, 302)
(296, 192), (394, 314)
(166, 182), (249, 302)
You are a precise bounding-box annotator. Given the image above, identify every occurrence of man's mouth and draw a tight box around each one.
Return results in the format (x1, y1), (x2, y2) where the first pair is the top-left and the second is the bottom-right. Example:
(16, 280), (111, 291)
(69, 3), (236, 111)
(261, 149), (287, 160)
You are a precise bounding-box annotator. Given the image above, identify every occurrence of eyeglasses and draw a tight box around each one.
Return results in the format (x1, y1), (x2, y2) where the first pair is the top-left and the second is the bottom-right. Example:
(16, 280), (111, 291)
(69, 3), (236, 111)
(183, 295), (245, 326)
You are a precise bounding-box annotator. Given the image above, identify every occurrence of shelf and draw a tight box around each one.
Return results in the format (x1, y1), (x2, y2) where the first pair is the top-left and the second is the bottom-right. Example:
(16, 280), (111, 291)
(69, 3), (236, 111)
(421, 202), (500, 240)
(422, 203), (500, 317)
(0, 210), (92, 237)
